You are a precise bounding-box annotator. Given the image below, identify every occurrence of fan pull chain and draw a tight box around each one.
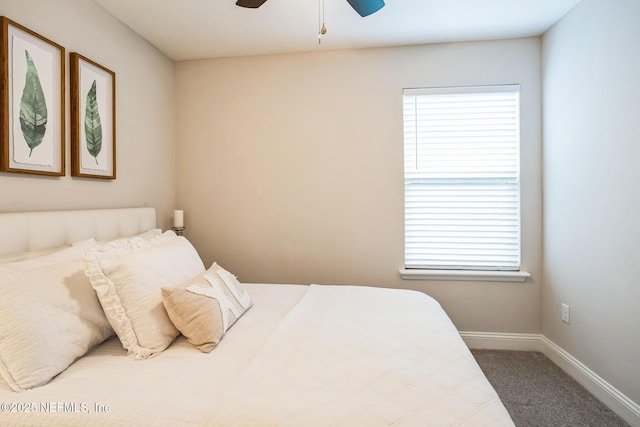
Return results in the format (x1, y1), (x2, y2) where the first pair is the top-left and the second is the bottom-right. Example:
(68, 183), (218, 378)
(318, 0), (327, 44)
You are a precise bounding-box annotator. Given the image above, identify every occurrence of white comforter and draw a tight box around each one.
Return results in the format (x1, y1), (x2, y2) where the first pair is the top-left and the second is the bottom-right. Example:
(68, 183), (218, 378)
(207, 285), (513, 426)
(0, 284), (513, 426)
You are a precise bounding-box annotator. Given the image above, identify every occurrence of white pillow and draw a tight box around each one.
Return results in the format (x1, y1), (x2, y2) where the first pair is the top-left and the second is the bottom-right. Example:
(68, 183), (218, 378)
(137, 228), (162, 239)
(0, 240), (113, 391)
(0, 229), (161, 264)
(0, 247), (63, 264)
(85, 232), (206, 359)
(97, 228), (163, 245)
(0, 238), (96, 265)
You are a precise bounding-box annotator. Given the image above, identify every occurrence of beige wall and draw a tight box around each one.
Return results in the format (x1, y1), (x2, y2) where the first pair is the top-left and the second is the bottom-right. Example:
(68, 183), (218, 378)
(0, 0), (176, 228)
(176, 38), (543, 333)
(542, 0), (640, 405)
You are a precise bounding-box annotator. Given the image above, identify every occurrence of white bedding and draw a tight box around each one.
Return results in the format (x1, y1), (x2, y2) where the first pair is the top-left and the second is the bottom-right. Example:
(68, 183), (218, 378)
(208, 285), (513, 426)
(0, 284), (306, 426)
(0, 282), (513, 426)
(0, 208), (512, 426)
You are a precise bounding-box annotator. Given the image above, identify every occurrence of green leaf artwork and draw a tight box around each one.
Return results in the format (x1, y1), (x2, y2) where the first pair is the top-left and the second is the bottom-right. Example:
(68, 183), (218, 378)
(19, 50), (48, 157)
(84, 80), (103, 164)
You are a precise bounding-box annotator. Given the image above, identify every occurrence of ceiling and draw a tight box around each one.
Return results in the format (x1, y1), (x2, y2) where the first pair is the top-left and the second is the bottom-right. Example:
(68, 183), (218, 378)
(93, 0), (582, 61)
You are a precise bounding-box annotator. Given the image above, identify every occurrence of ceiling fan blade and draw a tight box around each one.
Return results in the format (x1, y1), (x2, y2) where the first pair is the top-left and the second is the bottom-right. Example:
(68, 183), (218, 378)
(236, 0), (268, 8)
(345, 0), (385, 17)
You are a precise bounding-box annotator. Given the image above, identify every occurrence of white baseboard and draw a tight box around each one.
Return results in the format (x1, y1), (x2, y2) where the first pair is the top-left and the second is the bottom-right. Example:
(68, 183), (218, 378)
(460, 331), (640, 427)
(460, 331), (544, 352)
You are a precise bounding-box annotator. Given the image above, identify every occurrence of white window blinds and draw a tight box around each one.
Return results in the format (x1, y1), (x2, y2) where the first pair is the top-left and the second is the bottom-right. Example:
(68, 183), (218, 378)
(403, 85), (521, 271)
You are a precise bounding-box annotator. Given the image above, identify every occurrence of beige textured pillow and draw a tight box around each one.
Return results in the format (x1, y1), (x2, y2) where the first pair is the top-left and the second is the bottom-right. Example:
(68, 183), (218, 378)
(162, 263), (252, 353)
(85, 232), (205, 359)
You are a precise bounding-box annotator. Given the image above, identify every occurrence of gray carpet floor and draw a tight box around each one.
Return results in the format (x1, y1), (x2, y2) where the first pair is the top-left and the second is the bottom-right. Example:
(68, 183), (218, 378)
(471, 350), (629, 427)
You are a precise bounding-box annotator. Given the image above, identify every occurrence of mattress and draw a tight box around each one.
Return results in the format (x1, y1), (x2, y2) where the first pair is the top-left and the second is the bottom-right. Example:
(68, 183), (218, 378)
(0, 283), (513, 426)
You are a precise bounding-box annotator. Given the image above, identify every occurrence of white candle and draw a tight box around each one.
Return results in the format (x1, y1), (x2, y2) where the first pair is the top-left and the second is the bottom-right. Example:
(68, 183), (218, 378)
(173, 210), (184, 228)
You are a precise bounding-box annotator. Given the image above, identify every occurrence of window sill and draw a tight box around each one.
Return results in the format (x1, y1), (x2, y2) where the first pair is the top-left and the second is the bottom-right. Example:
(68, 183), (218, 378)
(399, 269), (531, 282)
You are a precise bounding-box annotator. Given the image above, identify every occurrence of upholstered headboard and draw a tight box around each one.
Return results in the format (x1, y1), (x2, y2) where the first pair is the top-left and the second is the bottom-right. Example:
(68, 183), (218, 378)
(0, 207), (156, 258)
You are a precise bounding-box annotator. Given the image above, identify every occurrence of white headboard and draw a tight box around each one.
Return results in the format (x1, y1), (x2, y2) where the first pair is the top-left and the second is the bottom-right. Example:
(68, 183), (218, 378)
(0, 207), (156, 258)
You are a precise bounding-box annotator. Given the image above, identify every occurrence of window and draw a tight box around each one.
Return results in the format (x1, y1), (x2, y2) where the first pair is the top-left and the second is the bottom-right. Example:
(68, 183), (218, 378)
(403, 85), (521, 273)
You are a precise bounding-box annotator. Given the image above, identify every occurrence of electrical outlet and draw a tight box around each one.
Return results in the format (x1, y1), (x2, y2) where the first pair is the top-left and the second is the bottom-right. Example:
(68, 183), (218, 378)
(561, 303), (570, 324)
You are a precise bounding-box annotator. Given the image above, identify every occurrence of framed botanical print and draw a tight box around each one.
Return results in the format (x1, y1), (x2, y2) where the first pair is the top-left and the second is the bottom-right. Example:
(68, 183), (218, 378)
(70, 52), (115, 179)
(0, 17), (65, 176)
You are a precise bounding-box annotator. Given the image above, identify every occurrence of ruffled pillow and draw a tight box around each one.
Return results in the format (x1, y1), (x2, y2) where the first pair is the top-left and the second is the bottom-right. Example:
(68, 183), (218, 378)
(85, 232), (205, 359)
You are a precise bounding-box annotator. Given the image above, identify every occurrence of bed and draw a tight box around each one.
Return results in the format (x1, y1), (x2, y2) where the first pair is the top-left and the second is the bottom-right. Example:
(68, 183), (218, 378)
(0, 208), (514, 426)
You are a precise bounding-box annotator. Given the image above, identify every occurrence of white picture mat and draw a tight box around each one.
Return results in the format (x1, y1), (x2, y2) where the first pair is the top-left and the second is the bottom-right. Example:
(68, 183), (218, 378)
(7, 24), (62, 173)
(78, 57), (114, 174)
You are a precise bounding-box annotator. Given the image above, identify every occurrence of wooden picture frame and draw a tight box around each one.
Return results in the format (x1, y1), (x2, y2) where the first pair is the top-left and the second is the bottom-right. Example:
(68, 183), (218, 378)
(70, 52), (115, 179)
(0, 17), (65, 176)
